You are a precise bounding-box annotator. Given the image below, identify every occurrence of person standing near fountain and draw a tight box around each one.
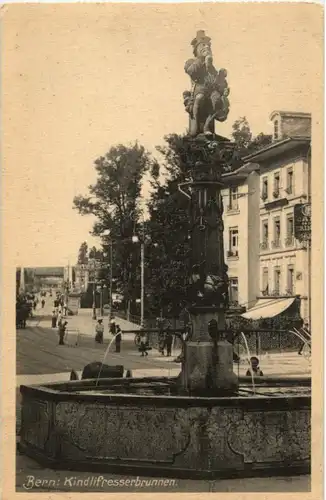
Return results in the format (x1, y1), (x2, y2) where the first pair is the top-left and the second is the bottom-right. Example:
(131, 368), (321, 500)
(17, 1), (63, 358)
(95, 318), (104, 344)
(139, 331), (150, 356)
(58, 320), (68, 346)
(51, 310), (57, 328)
(115, 325), (122, 353)
(164, 328), (173, 357)
(246, 357), (264, 377)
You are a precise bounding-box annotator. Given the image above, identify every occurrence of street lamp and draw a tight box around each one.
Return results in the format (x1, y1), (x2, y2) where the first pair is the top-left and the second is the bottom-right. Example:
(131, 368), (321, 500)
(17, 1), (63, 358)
(89, 259), (97, 320)
(102, 229), (113, 325)
(132, 234), (145, 329)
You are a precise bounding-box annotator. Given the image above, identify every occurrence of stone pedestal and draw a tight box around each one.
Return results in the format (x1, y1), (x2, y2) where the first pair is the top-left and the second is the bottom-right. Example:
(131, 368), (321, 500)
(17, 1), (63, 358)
(179, 307), (238, 394)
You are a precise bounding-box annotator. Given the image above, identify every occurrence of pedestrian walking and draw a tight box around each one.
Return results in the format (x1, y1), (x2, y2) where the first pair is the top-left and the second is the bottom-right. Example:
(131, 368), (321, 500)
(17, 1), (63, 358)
(115, 325), (122, 353)
(95, 319), (104, 344)
(41, 299), (45, 308)
(51, 310), (57, 328)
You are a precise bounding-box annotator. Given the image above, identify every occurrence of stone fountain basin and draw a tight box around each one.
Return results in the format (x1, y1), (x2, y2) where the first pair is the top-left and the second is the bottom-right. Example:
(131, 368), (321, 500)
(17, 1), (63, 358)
(19, 376), (311, 479)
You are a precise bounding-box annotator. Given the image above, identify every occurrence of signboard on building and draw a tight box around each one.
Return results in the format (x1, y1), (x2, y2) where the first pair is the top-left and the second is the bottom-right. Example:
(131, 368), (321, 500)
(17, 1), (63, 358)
(294, 203), (311, 242)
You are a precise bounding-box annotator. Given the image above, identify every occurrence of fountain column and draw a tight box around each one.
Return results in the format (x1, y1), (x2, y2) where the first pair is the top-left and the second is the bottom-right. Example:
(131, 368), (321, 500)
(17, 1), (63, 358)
(178, 31), (238, 394)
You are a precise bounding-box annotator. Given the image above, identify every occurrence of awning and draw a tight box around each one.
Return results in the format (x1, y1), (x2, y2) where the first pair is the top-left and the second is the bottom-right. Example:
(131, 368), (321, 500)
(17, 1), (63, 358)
(241, 297), (296, 320)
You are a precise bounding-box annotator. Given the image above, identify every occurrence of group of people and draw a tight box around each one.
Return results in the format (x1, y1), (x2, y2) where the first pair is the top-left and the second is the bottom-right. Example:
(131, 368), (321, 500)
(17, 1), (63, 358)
(95, 319), (122, 351)
(53, 294), (68, 316)
(158, 328), (174, 357)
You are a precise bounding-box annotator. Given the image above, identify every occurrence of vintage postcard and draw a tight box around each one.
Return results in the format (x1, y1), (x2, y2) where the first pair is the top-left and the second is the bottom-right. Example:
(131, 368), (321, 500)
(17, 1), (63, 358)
(1, 2), (324, 497)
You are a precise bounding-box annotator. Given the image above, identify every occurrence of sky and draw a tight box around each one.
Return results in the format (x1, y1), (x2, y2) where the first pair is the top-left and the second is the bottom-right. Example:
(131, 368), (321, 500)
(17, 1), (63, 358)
(3, 3), (322, 267)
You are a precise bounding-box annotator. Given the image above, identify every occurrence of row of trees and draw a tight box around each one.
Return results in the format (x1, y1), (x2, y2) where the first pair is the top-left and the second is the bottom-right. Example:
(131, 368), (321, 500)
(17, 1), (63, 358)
(74, 118), (272, 319)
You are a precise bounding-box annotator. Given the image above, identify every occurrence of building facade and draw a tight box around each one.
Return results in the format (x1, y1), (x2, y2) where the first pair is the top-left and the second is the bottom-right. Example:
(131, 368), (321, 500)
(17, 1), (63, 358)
(222, 167), (260, 310)
(242, 111), (311, 324)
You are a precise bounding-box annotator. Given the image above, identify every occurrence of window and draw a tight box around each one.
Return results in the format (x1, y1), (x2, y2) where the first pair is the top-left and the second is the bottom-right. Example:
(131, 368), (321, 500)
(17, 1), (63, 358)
(262, 177), (268, 200)
(286, 168), (294, 194)
(262, 221), (269, 241)
(262, 267), (269, 294)
(273, 172), (280, 197)
(274, 120), (279, 140)
(229, 278), (239, 304)
(274, 267), (281, 295)
(260, 221), (269, 250)
(286, 215), (294, 246)
(228, 187), (238, 210)
(228, 227), (238, 256)
(287, 265), (295, 294)
(273, 217), (281, 248)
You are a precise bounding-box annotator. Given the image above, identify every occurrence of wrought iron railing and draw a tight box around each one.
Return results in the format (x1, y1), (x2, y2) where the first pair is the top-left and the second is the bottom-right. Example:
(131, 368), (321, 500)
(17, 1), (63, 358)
(260, 241), (268, 250)
(227, 204), (239, 212)
(271, 239), (281, 249)
(285, 236), (294, 247)
(227, 249), (239, 258)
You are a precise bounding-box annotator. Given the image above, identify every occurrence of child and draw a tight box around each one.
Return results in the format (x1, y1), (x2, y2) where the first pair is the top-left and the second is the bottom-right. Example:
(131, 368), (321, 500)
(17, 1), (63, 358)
(246, 356), (264, 377)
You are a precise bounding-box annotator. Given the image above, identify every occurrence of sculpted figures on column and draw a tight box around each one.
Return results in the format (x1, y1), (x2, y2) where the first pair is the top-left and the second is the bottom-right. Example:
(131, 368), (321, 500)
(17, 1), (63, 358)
(183, 30), (230, 138)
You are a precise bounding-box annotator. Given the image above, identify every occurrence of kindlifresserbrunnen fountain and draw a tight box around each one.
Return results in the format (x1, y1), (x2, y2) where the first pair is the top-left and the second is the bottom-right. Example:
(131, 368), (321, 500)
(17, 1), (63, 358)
(19, 31), (311, 479)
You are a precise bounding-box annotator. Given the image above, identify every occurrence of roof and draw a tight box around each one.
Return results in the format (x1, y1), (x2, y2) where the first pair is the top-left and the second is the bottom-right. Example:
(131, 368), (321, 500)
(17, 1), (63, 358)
(241, 297), (296, 320)
(269, 110), (311, 121)
(242, 136), (311, 163)
(31, 267), (65, 277)
(222, 163), (260, 185)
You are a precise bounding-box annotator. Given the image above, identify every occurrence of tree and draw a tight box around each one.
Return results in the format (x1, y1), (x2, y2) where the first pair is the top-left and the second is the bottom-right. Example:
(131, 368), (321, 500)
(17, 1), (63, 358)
(145, 134), (192, 317)
(231, 116), (252, 150)
(77, 242), (88, 264)
(73, 142), (156, 310)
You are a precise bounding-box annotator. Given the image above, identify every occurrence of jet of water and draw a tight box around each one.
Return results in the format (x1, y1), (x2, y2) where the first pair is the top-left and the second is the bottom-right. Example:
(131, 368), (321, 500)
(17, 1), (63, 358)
(240, 331), (256, 395)
(96, 332), (121, 387)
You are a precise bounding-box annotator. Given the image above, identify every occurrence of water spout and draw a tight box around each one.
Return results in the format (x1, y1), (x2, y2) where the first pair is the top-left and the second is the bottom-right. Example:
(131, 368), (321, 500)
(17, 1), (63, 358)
(96, 332), (121, 387)
(240, 331), (256, 395)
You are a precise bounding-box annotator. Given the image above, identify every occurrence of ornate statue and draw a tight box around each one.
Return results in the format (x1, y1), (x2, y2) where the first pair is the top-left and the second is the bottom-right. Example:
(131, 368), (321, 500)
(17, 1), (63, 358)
(183, 30), (230, 137)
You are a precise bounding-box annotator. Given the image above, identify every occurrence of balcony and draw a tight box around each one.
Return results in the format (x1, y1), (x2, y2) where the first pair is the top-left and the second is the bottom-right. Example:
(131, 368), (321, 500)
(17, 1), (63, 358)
(260, 241), (268, 251)
(227, 250), (239, 258)
(285, 186), (294, 195)
(285, 236), (294, 247)
(260, 289), (280, 297)
(271, 239), (281, 249)
(226, 204), (239, 212)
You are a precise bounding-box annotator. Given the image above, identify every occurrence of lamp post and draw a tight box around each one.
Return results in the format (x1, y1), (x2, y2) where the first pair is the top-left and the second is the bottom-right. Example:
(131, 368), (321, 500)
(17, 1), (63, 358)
(101, 230), (113, 326)
(92, 281), (97, 320)
(89, 259), (97, 320)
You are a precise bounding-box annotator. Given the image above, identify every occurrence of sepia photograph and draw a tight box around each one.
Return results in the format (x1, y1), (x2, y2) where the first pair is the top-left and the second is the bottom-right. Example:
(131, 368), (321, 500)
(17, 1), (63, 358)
(2, 2), (323, 495)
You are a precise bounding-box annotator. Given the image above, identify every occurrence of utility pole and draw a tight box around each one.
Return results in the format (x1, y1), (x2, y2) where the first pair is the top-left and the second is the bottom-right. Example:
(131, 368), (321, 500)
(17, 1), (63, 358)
(108, 240), (113, 326)
(92, 279), (97, 320)
(140, 240), (145, 329)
